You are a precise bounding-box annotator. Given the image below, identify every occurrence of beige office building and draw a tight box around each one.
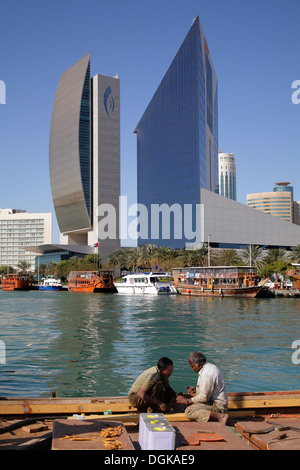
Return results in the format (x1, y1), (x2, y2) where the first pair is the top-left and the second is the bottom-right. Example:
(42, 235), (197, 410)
(247, 183), (294, 223)
(0, 209), (52, 270)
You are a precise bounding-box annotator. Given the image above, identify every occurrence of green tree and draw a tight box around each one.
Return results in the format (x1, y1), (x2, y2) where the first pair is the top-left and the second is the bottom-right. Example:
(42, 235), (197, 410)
(260, 259), (290, 283)
(0, 265), (16, 276)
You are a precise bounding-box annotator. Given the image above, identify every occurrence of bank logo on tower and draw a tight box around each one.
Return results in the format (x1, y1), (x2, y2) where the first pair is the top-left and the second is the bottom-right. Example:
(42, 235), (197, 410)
(104, 86), (115, 118)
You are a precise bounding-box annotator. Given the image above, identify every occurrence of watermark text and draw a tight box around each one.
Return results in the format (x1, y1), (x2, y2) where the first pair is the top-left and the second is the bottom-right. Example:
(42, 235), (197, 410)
(291, 80), (300, 104)
(0, 340), (6, 364)
(0, 80), (6, 104)
(98, 197), (204, 246)
(291, 340), (300, 364)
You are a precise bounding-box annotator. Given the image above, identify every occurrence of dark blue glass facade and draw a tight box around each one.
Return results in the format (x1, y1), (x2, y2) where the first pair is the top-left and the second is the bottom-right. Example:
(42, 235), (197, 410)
(135, 17), (218, 248)
(79, 62), (92, 222)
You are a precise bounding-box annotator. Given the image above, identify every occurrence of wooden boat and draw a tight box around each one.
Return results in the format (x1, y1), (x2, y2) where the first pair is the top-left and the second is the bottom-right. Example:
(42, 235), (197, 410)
(0, 391), (299, 450)
(172, 266), (266, 298)
(286, 266), (300, 290)
(0, 273), (30, 291)
(67, 271), (117, 293)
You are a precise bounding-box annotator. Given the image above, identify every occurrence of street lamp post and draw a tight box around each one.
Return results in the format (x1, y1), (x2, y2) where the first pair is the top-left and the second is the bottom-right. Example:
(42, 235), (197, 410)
(208, 233), (212, 267)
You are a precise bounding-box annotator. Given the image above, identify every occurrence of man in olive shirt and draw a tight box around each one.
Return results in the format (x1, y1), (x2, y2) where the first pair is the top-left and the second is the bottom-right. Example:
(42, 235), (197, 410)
(128, 357), (177, 412)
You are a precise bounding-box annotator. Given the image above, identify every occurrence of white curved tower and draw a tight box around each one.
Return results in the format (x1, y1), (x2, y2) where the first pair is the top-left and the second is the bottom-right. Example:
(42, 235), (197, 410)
(218, 150), (236, 200)
(49, 53), (120, 259)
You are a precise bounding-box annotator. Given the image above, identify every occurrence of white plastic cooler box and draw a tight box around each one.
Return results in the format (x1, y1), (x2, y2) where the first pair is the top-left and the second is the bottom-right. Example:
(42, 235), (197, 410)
(138, 413), (175, 450)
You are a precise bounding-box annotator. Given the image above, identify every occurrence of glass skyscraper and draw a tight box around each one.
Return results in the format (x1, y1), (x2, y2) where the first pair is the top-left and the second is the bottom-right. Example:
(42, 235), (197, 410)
(135, 16), (218, 248)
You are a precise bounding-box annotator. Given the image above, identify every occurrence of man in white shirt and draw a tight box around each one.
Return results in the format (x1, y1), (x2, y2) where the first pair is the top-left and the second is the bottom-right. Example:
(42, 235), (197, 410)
(176, 352), (228, 423)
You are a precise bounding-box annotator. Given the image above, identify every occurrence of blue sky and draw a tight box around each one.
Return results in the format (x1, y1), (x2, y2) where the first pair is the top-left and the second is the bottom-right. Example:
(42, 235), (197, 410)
(0, 0), (299, 244)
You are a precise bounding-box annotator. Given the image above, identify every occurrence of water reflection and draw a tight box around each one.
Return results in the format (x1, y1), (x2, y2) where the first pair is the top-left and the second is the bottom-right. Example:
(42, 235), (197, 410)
(0, 290), (299, 397)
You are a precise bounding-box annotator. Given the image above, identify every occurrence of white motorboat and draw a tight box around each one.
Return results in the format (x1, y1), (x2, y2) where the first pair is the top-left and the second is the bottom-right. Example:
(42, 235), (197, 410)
(39, 277), (63, 291)
(115, 272), (178, 295)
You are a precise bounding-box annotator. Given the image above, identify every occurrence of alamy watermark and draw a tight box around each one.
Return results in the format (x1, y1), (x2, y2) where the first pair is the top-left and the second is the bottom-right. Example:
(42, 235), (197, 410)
(0, 340), (6, 364)
(291, 80), (300, 104)
(0, 80), (6, 104)
(291, 340), (300, 365)
(97, 197), (204, 246)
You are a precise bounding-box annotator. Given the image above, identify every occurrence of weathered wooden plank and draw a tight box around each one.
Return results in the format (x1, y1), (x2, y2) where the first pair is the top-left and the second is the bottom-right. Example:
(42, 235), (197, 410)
(0, 401), (133, 415)
(0, 391), (299, 416)
(71, 410), (255, 423)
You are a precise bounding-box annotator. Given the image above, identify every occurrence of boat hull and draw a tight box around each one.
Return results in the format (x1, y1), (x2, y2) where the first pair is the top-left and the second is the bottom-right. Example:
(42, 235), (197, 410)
(68, 285), (96, 293)
(67, 271), (116, 293)
(176, 285), (262, 298)
(1, 281), (30, 291)
(39, 286), (62, 291)
(69, 284), (117, 293)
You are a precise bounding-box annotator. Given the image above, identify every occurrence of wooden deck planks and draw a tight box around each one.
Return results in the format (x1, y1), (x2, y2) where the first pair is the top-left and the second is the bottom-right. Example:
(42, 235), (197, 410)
(235, 417), (300, 450)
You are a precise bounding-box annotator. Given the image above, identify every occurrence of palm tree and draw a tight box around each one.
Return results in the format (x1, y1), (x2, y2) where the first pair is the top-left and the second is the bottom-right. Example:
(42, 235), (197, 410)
(153, 246), (177, 270)
(136, 245), (157, 268)
(177, 245), (208, 267)
(240, 245), (264, 270)
(214, 249), (241, 266)
(264, 248), (286, 265)
(107, 248), (128, 269)
(17, 260), (31, 273)
(126, 248), (140, 271)
(290, 245), (300, 263)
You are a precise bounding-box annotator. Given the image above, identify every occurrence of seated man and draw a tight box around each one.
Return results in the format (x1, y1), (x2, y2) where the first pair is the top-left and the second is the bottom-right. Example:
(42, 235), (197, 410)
(176, 352), (228, 423)
(128, 357), (177, 412)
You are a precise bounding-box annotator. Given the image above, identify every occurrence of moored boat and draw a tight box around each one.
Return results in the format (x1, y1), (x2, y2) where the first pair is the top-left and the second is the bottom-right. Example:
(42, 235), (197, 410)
(172, 266), (265, 298)
(286, 265), (300, 290)
(67, 271), (117, 293)
(39, 277), (63, 291)
(1, 273), (30, 291)
(115, 271), (178, 295)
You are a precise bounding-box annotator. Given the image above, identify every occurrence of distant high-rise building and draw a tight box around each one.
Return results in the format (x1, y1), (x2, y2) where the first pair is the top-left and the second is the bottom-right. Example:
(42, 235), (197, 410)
(218, 151), (236, 200)
(135, 16), (218, 248)
(247, 182), (294, 223)
(49, 53), (120, 260)
(293, 201), (300, 225)
(0, 209), (52, 270)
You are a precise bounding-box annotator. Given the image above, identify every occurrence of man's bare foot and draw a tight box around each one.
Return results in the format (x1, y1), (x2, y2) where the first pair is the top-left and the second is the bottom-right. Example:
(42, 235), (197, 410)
(209, 411), (228, 424)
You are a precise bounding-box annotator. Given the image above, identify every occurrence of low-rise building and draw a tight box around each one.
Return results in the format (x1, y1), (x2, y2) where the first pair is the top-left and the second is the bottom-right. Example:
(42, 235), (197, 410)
(0, 209), (52, 271)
